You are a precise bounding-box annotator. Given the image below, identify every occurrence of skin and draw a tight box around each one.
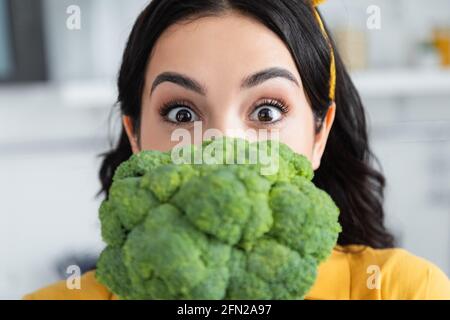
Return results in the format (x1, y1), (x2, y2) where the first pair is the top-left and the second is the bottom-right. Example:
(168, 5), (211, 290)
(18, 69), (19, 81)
(123, 11), (335, 170)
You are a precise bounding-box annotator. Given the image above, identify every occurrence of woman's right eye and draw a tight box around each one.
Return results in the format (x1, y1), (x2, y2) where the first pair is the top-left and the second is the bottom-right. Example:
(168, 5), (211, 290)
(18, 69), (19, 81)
(164, 106), (200, 124)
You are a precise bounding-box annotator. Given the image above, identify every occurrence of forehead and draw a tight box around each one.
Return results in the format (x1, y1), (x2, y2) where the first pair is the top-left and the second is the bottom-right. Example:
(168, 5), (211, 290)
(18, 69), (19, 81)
(146, 12), (300, 87)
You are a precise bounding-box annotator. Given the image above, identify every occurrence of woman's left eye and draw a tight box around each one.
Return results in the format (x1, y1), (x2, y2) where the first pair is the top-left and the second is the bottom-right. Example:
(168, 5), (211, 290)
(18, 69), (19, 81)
(249, 103), (286, 123)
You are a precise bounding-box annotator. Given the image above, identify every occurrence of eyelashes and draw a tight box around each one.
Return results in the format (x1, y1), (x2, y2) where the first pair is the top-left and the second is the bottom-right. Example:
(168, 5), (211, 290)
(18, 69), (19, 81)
(158, 99), (194, 117)
(255, 98), (289, 113)
(158, 98), (291, 127)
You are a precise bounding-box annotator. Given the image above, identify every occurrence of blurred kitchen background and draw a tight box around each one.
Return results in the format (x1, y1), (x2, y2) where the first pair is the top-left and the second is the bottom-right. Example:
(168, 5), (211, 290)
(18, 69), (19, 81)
(0, 0), (449, 299)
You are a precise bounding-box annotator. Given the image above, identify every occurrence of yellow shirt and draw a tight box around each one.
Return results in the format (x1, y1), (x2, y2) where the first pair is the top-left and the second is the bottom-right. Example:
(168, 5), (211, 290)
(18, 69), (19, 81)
(23, 245), (450, 300)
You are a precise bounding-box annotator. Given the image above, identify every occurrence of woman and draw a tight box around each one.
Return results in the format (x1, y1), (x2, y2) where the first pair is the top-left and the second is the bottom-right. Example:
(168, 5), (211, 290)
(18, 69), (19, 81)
(24, 0), (450, 299)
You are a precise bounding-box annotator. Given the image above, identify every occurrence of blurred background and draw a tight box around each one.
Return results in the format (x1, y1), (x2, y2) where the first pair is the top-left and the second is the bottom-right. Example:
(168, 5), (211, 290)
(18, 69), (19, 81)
(0, 0), (449, 299)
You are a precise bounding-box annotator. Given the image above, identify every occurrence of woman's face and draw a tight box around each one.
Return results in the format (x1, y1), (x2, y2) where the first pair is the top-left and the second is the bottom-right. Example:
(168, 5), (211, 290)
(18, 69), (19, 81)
(124, 12), (335, 170)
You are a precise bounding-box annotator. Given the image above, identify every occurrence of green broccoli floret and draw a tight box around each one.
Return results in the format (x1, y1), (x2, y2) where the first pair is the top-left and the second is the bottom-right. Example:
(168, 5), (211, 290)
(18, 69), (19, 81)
(96, 137), (341, 299)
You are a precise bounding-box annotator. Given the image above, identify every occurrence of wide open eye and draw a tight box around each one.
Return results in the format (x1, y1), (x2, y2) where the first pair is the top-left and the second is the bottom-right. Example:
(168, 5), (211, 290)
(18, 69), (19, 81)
(249, 98), (289, 124)
(165, 106), (199, 123)
(249, 105), (283, 123)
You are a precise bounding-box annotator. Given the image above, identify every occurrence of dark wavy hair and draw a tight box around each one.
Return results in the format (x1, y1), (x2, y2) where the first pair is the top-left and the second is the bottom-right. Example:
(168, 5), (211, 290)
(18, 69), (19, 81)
(98, 0), (395, 249)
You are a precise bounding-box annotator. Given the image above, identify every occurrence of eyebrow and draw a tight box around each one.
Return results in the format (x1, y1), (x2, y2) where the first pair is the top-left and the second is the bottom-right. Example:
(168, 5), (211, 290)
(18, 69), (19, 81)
(241, 67), (300, 89)
(150, 67), (300, 96)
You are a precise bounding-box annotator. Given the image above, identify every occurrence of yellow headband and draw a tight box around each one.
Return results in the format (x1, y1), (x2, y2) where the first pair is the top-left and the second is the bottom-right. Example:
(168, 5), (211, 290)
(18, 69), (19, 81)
(312, 0), (336, 101)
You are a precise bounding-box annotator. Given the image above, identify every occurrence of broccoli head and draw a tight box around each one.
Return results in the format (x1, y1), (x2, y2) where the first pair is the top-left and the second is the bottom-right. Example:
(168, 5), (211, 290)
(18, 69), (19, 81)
(96, 137), (341, 299)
